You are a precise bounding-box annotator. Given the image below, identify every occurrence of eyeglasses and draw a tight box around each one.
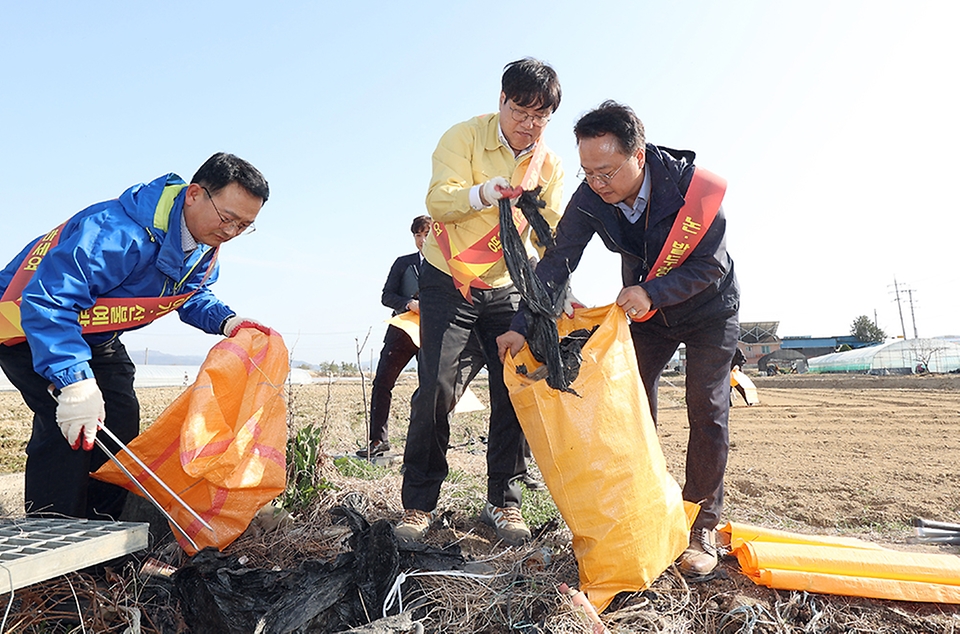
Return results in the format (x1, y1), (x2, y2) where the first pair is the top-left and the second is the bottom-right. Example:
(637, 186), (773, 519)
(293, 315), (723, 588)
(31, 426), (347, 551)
(506, 103), (551, 128)
(203, 187), (256, 236)
(576, 155), (633, 185)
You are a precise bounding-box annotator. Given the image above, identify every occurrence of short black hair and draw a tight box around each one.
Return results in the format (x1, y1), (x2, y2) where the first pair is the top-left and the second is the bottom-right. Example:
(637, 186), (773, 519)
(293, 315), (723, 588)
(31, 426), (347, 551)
(501, 58), (561, 114)
(411, 215), (431, 234)
(191, 152), (270, 203)
(574, 100), (645, 155)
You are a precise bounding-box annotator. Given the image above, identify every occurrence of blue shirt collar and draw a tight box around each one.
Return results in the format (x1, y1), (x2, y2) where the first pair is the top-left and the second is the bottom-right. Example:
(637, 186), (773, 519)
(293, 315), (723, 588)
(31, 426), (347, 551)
(615, 167), (651, 224)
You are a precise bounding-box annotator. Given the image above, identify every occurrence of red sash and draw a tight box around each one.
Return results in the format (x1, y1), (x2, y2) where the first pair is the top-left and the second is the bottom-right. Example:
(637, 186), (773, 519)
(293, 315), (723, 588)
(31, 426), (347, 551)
(0, 222), (218, 344)
(433, 134), (548, 301)
(633, 167), (727, 322)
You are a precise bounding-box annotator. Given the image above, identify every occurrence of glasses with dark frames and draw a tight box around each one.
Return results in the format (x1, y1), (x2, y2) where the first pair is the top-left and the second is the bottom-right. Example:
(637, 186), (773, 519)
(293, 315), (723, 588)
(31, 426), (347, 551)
(202, 186), (256, 236)
(576, 154), (633, 185)
(507, 103), (551, 128)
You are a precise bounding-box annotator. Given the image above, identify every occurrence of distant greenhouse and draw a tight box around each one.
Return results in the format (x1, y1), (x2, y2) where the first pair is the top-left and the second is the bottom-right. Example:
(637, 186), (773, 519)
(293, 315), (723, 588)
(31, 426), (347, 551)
(807, 338), (960, 375)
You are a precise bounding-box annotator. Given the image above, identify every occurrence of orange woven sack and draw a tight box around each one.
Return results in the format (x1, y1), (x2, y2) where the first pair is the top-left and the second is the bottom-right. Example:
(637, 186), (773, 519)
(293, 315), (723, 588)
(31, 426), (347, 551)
(504, 304), (693, 612)
(93, 328), (288, 554)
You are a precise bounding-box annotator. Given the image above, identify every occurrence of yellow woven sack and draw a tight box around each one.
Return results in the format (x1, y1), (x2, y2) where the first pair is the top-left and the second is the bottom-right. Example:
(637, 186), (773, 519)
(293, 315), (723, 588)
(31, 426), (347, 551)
(723, 522), (960, 603)
(504, 304), (692, 612)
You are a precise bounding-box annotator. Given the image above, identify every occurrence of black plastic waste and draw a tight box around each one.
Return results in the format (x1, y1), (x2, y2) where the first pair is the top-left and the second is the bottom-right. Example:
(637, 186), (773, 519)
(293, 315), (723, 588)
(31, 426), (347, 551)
(174, 506), (464, 633)
(499, 190), (595, 393)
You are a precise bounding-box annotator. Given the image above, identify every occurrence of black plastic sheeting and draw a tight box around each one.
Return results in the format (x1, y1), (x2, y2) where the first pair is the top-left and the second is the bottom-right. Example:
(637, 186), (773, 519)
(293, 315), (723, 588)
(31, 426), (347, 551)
(173, 506), (464, 633)
(499, 190), (595, 393)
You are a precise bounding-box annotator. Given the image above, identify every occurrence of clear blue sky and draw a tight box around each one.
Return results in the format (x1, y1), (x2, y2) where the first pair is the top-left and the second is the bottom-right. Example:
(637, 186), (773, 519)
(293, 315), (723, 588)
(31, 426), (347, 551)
(2, 1), (957, 364)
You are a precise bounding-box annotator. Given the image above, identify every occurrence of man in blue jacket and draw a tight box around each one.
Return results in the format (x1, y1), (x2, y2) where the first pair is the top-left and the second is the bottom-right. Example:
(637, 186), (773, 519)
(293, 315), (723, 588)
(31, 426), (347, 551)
(0, 152), (270, 520)
(498, 101), (738, 577)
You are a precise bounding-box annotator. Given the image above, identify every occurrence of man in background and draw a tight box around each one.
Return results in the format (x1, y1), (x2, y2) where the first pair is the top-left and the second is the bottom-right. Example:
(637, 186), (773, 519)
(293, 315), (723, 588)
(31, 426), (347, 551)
(359, 215), (430, 459)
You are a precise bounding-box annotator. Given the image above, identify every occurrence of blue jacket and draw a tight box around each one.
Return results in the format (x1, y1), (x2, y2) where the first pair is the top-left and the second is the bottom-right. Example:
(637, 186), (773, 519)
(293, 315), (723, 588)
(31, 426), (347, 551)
(0, 174), (234, 388)
(513, 144), (738, 332)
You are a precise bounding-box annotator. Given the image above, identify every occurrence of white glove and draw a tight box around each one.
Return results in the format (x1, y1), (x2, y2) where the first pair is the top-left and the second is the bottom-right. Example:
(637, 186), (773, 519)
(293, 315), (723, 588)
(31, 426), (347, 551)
(222, 315), (271, 337)
(479, 177), (511, 207)
(56, 378), (104, 451)
(562, 284), (585, 318)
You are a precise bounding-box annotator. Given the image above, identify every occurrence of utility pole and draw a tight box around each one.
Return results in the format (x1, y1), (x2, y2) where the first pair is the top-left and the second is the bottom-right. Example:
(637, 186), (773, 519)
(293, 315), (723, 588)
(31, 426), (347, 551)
(892, 277), (907, 340)
(907, 289), (918, 339)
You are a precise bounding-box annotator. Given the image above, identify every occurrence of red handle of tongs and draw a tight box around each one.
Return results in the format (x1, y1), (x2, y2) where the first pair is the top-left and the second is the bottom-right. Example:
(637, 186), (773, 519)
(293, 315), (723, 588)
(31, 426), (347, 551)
(496, 184), (524, 199)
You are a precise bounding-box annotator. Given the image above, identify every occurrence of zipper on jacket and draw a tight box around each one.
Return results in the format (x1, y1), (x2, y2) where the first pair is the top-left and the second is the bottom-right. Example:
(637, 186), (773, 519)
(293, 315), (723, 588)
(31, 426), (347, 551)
(173, 249), (212, 294)
(577, 206), (651, 278)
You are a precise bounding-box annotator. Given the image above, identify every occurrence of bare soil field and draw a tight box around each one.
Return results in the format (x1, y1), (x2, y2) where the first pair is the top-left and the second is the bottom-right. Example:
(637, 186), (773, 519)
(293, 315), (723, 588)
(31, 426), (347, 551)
(0, 371), (958, 632)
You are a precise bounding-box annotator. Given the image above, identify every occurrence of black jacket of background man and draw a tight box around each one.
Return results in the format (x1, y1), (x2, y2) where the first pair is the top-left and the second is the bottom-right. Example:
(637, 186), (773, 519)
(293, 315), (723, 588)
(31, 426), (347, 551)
(381, 252), (421, 315)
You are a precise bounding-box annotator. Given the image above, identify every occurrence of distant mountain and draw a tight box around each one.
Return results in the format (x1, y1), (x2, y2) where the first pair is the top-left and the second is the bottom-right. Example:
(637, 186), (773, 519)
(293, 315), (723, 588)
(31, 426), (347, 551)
(127, 349), (207, 366)
(129, 349), (321, 370)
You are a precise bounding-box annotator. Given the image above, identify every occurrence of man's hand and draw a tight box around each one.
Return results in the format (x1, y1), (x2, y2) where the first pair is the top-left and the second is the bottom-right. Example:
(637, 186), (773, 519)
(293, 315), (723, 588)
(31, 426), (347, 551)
(406, 299), (420, 314)
(223, 315), (271, 337)
(497, 331), (527, 362)
(56, 378), (104, 451)
(616, 285), (653, 321)
(478, 177), (511, 207)
(562, 285), (586, 318)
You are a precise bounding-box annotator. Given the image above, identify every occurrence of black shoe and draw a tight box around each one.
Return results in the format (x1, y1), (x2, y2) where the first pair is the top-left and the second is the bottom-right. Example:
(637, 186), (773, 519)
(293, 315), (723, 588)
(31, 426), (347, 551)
(521, 473), (546, 491)
(356, 440), (391, 458)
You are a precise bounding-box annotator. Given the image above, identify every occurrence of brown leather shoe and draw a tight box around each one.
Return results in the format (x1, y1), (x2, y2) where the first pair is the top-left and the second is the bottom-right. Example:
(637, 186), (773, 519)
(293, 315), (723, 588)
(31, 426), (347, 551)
(677, 527), (719, 577)
(394, 508), (435, 542)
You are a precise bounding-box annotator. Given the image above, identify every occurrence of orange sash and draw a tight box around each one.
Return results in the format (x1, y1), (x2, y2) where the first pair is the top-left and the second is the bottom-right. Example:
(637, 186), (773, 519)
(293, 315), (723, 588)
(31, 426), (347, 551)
(633, 167), (726, 323)
(433, 137), (548, 301)
(0, 222), (218, 344)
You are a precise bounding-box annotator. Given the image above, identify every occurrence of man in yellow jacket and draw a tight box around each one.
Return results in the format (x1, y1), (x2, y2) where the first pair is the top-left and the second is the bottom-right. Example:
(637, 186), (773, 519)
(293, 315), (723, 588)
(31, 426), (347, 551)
(397, 58), (564, 545)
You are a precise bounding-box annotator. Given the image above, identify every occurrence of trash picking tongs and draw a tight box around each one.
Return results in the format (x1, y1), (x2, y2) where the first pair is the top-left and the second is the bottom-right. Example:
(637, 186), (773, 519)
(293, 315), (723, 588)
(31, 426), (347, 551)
(95, 424), (216, 551)
(48, 386), (215, 551)
(909, 517), (960, 545)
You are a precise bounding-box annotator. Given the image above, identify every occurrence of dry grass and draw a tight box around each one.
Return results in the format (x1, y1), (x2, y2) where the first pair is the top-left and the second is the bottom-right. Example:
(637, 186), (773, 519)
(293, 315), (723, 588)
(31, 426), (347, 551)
(0, 376), (958, 632)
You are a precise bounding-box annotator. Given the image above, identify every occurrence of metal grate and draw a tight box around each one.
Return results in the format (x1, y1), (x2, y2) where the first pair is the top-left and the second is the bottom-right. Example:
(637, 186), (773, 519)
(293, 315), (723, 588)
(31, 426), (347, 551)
(0, 517), (149, 593)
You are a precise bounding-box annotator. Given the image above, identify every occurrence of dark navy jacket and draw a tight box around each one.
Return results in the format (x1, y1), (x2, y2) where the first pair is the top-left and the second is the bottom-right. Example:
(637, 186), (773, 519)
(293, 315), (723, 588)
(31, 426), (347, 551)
(381, 252), (421, 315)
(514, 144), (738, 331)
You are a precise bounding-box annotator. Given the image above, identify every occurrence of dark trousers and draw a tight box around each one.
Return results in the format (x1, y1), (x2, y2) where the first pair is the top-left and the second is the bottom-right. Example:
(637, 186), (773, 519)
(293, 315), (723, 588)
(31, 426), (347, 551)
(630, 310), (739, 531)
(370, 324), (487, 444)
(402, 263), (525, 511)
(0, 338), (139, 519)
(369, 325), (419, 444)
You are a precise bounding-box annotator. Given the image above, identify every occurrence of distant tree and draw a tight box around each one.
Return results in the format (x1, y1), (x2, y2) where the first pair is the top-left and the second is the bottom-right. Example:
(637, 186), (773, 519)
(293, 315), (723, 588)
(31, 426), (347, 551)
(914, 340), (947, 374)
(318, 361), (339, 375)
(850, 315), (886, 343)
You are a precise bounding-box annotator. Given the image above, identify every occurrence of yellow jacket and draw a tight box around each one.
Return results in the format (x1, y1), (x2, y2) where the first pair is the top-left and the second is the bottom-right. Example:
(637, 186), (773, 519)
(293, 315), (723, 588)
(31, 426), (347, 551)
(423, 113), (564, 289)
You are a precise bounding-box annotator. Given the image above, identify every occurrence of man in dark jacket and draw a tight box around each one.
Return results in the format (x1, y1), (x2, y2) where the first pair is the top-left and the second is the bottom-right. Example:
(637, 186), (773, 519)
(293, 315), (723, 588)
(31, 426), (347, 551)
(359, 216), (430, 458)
(361, 215), (491, 460)
(498, 101), (739, 577)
